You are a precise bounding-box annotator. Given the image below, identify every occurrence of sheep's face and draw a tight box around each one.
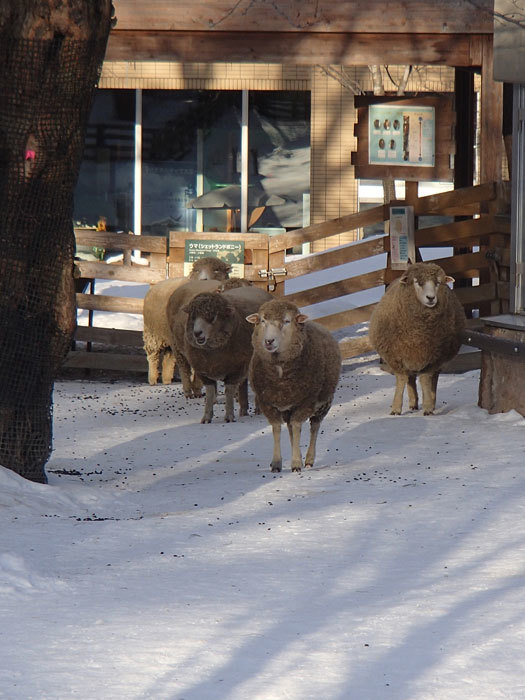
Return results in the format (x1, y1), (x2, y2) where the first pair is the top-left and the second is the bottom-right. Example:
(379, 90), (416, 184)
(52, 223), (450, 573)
(401, 264), (454, 309)
(184, 294), (235, 349)
(247, 301), (308, 357)
(190, 256), (231, 281)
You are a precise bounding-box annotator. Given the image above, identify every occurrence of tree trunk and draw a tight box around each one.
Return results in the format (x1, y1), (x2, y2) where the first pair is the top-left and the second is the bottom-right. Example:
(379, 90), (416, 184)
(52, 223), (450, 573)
(0, 0), (113, 482)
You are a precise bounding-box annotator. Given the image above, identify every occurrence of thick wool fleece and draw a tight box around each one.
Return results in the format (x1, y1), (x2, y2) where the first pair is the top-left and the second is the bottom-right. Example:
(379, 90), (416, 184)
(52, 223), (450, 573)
(143, 278), (221, 385)
(369, 263), (466, 375)
(171, 286), (272, 384)
(249, 300), (342, 426)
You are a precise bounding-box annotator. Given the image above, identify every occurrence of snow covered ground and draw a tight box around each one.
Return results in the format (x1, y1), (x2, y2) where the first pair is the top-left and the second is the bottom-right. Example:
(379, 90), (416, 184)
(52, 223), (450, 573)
(2, 267), (525, 699)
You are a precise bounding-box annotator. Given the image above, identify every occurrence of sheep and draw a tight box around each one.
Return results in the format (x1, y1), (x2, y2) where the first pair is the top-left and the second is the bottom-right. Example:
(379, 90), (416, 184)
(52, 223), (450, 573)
(169, 285), (273, 423)
(142, 256), (231, 385)
(144, 278), (222, 390)
(218, 277), (253, 291)
(190, 256), (231, 281)
(368, 262), (466, 416)
(246, 299), (342, 473)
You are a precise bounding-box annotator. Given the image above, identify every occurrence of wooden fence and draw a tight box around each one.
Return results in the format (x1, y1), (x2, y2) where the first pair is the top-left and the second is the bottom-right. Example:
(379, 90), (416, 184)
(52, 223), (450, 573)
(65, 181), (511, 373)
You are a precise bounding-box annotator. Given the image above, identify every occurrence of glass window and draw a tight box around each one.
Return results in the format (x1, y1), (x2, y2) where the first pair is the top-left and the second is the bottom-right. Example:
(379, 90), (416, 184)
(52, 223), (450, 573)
(248, 91), (310, 231)
(74, 90), (135, 232)
(142, 90), (242, 236)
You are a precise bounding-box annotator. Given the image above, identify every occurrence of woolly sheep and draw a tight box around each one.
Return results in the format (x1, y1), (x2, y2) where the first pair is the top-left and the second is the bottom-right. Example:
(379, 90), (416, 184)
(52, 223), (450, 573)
(144, 279), (222, 391)
(368, 262), (466, 416)
(169, 285), (273, 423)
(190, 256), (231, 281)
(142, 256), (231, 385)
(247, 299), (342, 472)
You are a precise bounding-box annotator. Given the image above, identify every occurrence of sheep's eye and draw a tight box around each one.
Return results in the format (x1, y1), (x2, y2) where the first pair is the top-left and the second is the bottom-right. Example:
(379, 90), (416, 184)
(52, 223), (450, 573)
(283, 318), (291, 325)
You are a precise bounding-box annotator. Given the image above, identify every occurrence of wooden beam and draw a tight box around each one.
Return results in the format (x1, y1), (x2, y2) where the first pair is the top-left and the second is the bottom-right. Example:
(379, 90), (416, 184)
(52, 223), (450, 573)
(75, 229), (167, 254)
(74, 261), (165, 283)
(316, 304), (378, 331)
(75, 326), (144, 346)
(284, 237), (386, 279)
(269, 207), (388, 253)
(111, 1), (493, 34)
(106, 31), (482, 67)
(64, 351), (147, 372)
(284, 269), (385, 307)
(480, 35), (504, 183)
(76, 292), (144, 314)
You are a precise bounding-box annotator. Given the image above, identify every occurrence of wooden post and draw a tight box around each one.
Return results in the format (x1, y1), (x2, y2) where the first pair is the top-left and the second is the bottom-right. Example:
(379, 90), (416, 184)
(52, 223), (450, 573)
(480, 35), (504, 184)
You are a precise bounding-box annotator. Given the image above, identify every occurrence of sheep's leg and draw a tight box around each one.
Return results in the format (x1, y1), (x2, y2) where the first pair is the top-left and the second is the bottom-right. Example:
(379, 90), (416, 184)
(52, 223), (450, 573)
(407, 375), (418, 410)
(146, 348), (160, 385)
(174, 349), (195, 398)
(270, 422), (283, 473)
(304, 416), (321, 469)
(201, 381), (217, 423)
(190, 370), (204, 398)
(224, 383), (237, 423)
(391, 374), (407, 415)
(289, 421), (303, 472)
(161, 349), (176, 385)
(420, 371), (439, 415)
(237, 378), (249, 417)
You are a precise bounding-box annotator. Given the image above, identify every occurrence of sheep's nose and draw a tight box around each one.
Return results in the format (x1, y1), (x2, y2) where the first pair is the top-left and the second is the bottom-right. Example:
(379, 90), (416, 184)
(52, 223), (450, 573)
(426, 295), (435, 304)
(264, 338), (275, 350)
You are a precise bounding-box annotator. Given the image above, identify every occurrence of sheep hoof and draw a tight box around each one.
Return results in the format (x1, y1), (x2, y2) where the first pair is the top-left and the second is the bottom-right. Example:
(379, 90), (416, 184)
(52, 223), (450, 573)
(225, 416), (236, 423)
(423, 409), (434, 416)
(292, 466), (302, 473)
(201, 417), (212, 424)
(390, 409), (401, 416)
(270, 462), (282, 473)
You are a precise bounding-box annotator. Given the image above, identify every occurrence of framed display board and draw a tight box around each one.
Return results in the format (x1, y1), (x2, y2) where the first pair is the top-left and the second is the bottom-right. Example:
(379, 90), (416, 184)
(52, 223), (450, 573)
(352, 95), (454, 182)
(184, 239), (245, 277)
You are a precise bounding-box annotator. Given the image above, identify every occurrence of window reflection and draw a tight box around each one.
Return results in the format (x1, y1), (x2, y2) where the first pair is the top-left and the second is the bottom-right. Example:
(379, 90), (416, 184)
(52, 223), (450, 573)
(74, 90), (135, 232)
(75, 89), (311, 237)
(249, 91), (310, 231)
(142, 90), (242, 236)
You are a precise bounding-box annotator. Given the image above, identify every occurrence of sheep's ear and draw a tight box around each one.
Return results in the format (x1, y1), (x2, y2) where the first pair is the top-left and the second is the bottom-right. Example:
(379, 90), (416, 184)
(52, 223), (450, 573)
(399, 272), (409, 284)
(246, 313), (260, 324)
(445, 275), (455, 285)
(295, 313), (308, 324)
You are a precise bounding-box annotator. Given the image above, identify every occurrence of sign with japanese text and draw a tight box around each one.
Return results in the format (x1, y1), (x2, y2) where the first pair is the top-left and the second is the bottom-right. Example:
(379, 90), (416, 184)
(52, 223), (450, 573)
(184, 239), (245, 277)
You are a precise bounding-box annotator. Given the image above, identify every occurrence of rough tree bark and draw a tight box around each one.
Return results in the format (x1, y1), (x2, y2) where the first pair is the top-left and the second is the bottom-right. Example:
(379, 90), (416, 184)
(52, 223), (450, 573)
(0, 0), (113, 482)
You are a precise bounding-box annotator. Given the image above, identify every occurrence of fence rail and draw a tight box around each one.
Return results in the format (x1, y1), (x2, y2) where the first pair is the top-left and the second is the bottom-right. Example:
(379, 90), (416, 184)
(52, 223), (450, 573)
(65, 181), (511, 372)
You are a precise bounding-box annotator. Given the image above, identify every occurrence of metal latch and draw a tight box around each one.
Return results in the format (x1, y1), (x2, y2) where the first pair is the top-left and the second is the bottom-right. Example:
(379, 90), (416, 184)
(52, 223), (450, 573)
(258, 267), (287, 291)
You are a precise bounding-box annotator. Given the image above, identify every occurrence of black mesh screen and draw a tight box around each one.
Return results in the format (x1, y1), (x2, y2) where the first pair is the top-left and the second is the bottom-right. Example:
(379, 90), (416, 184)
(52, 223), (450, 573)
(0, 36), (107, 482)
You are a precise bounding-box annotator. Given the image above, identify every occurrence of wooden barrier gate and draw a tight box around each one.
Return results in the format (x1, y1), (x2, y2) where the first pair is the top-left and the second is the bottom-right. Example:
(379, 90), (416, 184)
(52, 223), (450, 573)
(65, 181), (511, 373)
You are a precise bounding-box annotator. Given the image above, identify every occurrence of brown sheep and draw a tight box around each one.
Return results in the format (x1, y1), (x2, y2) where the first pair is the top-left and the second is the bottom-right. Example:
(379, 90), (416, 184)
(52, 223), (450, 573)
(369, 262), (466, 415)
(247, 299), (342, 472)
(170, 286), (273, 423)
(142, 257), (231, 385)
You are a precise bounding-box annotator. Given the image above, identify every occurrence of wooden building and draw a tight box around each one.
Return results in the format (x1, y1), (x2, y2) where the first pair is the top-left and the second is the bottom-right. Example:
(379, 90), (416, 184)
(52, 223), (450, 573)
(74, 1), (504, 251)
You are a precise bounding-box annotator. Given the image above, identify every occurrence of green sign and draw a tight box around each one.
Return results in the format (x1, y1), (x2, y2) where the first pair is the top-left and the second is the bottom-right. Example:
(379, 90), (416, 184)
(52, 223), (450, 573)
(184, 239), (245, 277)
